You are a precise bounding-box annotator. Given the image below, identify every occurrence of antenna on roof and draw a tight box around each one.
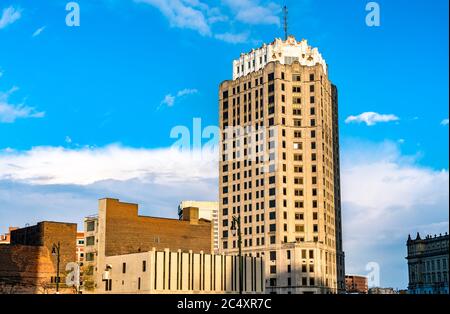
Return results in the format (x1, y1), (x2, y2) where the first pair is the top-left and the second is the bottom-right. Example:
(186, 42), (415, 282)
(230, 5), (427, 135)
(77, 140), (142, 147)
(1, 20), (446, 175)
(283, 5), (288, 40)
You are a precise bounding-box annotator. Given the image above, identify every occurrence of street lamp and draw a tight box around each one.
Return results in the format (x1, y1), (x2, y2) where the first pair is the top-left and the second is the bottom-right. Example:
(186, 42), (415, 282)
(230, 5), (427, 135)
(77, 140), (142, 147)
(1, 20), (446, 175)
(51, 242), (61, 294)
(230, 215), (243, 294)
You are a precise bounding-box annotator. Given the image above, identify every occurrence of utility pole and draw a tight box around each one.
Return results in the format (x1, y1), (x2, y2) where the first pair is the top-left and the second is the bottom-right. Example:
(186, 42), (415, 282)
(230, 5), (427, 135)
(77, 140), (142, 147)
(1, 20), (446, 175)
(231, 215), (243, 294)
(52, 242), (61, 293)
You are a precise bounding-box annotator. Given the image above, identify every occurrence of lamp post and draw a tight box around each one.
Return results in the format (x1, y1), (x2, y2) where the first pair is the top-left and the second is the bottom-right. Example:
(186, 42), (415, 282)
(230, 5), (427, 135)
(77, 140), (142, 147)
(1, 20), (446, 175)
(230, 215), (243, 294)
(51, 242), (61, 293)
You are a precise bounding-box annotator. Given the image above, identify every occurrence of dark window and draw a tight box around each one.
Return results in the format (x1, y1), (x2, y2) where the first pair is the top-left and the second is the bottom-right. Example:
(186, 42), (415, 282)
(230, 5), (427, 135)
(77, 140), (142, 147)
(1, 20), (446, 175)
(142, 260), (146, 272)
(270, 251), (277, 260)
(122, 263), (126, 274)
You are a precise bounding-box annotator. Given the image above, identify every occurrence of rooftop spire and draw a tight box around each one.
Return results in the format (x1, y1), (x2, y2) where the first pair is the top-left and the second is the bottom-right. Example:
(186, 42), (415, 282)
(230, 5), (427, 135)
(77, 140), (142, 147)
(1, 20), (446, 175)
(283, 5), (288, 41)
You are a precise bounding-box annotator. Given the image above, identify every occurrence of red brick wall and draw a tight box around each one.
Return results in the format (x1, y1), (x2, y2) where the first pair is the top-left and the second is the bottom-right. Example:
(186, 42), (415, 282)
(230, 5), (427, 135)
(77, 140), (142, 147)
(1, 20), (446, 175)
(102, 199), (212, 256)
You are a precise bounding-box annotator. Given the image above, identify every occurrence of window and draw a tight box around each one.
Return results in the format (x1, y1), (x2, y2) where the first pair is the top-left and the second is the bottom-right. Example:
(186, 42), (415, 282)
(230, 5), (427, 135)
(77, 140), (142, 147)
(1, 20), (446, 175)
(86, 221), (95, 232)
(268, 73), (274, 81)
(295, 213), (304, 220)
(86, 236), (95, 246)
(270, 266), (277, 274)
(269, 224), (276, 232)
(122, 262), (126, 274)
(309, 74), (315, 81)
(270, 251), (277, 261)
(86, 252), (95, 261)
(295, 225), (304, 232)
(287, 250), (291, 259)
(143, 260), (147, 272)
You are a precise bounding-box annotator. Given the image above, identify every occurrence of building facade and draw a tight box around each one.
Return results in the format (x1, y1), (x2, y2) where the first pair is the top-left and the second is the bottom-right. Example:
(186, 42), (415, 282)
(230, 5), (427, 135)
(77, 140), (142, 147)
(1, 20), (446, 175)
(99, 248), (264, 294)
(219, 36), (345, 294)
(0, 221), (77, 293)
(178, 201), (220, 253)
(406, 232), (449, 294)
(345, 275), (368, 294)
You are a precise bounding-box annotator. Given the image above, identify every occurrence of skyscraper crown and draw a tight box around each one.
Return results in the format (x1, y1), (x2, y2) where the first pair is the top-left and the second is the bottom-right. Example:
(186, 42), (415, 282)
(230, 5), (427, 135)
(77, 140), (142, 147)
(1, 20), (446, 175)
(232, 35), (327, 80)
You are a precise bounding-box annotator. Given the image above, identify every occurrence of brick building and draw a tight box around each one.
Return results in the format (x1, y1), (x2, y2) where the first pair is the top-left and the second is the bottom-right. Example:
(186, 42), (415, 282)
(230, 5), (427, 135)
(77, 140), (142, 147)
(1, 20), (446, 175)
(84, 198), (214, 292)
(0, 221), (77, 293)
(345, 275), (368, 294)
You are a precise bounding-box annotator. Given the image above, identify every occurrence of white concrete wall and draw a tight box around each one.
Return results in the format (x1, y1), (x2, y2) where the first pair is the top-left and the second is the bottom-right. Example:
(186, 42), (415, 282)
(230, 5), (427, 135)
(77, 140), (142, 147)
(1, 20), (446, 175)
(98, 248), (264, 294)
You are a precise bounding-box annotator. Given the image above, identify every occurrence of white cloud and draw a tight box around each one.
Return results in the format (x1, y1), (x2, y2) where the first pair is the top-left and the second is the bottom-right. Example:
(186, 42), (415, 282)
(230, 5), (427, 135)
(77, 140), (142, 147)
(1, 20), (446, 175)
(159, 87), (198, 108)
(341, 140), (449, 288)
(440, 118), (449, 126)
(161, 94), (175, 107)
(133, 0), (276, 42)
(0, 144), (217, 185)
(32, 26), (46, 37)
(0, 6), (21, 29)
(223, 0), (280, 25)
(176, 88), (198, 97)
(134, 0), (211, 36)
(214, 32), (249, 44)
(0, 87), (45, 123)
(65, 136), (73, 144)
(345, 112), (399, 126)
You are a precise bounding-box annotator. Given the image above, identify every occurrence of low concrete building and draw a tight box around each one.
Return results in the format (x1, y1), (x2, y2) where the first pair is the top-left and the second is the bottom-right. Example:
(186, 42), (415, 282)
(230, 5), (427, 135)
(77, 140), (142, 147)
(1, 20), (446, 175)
(406, 232), (449, 294)
(99, 248), (264, 293)
(345, 275), (368, 294)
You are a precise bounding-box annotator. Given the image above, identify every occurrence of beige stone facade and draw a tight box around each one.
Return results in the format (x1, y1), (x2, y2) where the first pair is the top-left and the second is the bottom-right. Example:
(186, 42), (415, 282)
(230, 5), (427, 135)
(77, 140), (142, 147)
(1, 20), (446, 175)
(219, 36), (345, 294)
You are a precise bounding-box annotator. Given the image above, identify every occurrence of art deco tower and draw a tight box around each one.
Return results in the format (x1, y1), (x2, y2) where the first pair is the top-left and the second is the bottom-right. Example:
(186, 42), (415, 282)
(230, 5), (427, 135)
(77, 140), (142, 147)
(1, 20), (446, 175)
(218, 36), (345, 294)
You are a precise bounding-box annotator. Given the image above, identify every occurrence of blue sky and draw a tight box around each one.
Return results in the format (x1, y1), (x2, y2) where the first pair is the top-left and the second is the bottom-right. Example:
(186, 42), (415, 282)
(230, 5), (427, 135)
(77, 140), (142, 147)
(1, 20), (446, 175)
(0, 0), (448, 289)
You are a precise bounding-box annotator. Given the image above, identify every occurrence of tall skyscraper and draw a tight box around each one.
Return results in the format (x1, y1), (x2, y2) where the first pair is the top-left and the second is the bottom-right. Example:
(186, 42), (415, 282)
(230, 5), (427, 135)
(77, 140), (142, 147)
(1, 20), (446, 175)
(219, 36), (345, 294)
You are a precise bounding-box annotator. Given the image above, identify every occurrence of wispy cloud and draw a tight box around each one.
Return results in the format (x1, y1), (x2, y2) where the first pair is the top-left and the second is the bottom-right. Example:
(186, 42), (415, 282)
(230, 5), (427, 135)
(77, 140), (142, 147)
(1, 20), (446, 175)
(223, 0), (281, 26)
(159, 88), (198, 108)
(0, 6), (21, 29)
(0, 87), (45, 123)
(345, 112), (399, 126)
(214, 32), (249, 44)
(440, 118), (449, 126)
(32, 26), (46, 37)
(134, 0), (212, 36)
(133, 0), (277, 43)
